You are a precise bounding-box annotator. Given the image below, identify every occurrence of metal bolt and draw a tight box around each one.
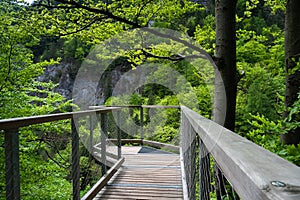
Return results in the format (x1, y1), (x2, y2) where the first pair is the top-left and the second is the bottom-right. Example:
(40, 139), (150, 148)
(271, 181), (286, 187)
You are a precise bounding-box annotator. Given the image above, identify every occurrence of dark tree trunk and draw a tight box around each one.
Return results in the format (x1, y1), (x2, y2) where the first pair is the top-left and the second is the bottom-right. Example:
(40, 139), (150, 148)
(214, 1), (237, 199)
(282, 0), (300, 144)
(214, 0), (237, 130)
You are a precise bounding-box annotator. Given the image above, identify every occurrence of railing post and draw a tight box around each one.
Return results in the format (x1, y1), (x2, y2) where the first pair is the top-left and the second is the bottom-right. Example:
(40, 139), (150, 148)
(190, 128), (196, 200)
(214, 161), (227, 200)
(181, 112), (197, 200)
(5, 129), (20, 200)
(100, 113), (107, 175)
(116, 111), (121, 159)
(199, 138), (211, 200)
(89, 114), (94, 153)
(140, 106), (144, 143)
(71, 119), (80, 200)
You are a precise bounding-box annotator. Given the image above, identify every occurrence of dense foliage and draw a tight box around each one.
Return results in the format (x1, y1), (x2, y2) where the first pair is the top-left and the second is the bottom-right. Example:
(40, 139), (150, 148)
(1, 0), (300, 199)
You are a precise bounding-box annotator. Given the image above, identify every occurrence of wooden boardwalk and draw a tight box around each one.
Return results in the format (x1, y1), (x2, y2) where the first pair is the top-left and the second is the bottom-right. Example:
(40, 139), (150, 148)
(95, 146), (183, 199)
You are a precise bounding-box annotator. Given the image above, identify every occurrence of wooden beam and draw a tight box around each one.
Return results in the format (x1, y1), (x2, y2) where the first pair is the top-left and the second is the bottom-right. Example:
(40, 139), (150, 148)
(5, 129), (20, 200)
(108, 139), (143, 145)
(90, 105), (141, 109)
(142, 105), (181, 109)
(89, 105), (181, 109)
(143, 140), (180, 153)
(81, 157), (125, 200)
(179, 147), (189, 200)
(140, 107), (144, 140)
(0, 107), (121, 130)
(107, 139), (180, 153)
(71, 119), (80, 200)
(100, 113), (107, 175)
(93, 153), (116, 168)
(93, 145), (119, 160)
(181, 106), (300, 200)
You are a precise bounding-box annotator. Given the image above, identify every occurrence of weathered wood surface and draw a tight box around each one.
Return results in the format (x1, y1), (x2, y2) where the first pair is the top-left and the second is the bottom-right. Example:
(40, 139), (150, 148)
(142, 105), (181, 109)
(143, 140), (180, 153)
(89, 105), (181, 109)
(95, 147), (183, 199)
(0, 107), (121, 130)
(107, 139), (180, 153)
(181, 106), (300, 200)
(81, 158), (125, 200)
(108, 139), (143, 145)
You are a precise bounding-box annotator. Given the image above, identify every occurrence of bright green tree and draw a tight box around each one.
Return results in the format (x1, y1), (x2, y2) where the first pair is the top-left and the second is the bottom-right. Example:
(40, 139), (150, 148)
(0, 1), (74, 198)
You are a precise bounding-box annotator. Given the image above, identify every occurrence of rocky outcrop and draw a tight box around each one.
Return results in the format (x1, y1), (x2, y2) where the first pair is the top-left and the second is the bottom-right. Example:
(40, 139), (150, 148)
(38, 57), (133, 104)
(37, 63), (77, 100)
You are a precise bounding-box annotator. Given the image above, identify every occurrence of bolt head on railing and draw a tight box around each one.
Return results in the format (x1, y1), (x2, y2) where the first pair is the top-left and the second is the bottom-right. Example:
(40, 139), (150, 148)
(271, 181), (286, 187)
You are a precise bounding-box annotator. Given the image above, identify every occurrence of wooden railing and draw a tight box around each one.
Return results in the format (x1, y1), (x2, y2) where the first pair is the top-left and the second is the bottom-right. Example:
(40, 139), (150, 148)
(0, 107), (121, 200)
(180, 106), (300, 200)
(2, 105), (300, 200)
(0, 105), (180, 200)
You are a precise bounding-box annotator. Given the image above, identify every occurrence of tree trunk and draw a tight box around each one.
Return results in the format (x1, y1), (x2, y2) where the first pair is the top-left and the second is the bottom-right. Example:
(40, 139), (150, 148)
(214, 0), (237, 130)
(282, 0), (300, 144)
(214, 1), (237, 199)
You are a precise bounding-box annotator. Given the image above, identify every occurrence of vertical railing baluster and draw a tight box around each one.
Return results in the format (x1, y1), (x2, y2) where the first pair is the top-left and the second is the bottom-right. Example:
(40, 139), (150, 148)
(100, 113), (107, 175)
(140, 106), (144, 143)
(181, 112), (189, 199)
(5, 129), (20, 200)
(190, 127), (196, 200)
(199, 138), (211, 200)
(89, 114), (94, 154)
(71, 118), (80, 200)
(214, 161), (227, 200)
(185, 119), (191, 198)
(116, 111), (121, 159)
(181, 112), (196, 200)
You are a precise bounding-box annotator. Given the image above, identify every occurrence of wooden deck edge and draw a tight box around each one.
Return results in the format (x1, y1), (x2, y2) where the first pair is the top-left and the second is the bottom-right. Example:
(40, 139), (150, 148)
(81, 157), (125, 200)
(93, 153), (118, 168)
(143, 140), (180, 153)
(93, 145), (119, 159)
(107, 139), (179, 153)
(89, 105), (181, 109)
(180, 147), (189, 200)
(108, 139), (143, 145)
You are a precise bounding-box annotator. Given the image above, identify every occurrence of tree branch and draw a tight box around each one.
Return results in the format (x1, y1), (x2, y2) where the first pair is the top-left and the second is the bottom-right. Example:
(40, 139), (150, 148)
(142, 49), (184, 61)
(54, 0), (141, 28)
(36, 0), (212, 61)
(59, 16), (107, 36)
(145, 5), (162, 26)
(141, 48), (207, 61)
(45, 149), (70, 169)
(42, 136), (71, 168)
(134, 0), (153, 24)
(34, 3), (76, 9)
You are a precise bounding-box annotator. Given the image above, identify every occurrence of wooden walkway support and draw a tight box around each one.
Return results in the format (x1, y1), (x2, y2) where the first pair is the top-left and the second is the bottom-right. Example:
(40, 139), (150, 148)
(95, 146), (183, 199)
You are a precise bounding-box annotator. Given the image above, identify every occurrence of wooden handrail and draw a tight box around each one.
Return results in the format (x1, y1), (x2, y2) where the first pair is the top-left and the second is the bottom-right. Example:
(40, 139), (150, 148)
(0, 107), (121, 200)
(0, 107), (121, 130)
(181, 106), (300, 200)
(81, 157), (125, 200)
(89, 105), (181, 109)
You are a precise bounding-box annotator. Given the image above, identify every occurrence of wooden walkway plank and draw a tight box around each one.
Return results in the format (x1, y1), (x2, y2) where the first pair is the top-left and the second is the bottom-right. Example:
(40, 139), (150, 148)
(94, 146), (183, 199)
